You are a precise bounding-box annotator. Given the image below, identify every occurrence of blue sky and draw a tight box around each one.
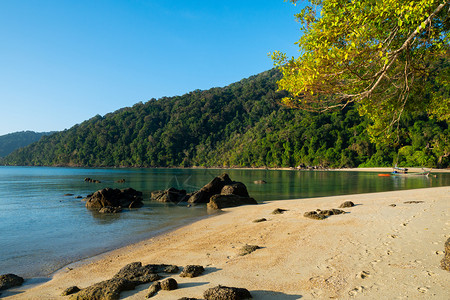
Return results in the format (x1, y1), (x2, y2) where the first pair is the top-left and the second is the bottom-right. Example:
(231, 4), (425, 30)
(0, 0), (302, 135)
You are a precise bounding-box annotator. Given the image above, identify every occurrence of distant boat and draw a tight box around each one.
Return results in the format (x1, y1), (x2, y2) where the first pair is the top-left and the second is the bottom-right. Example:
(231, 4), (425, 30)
(391, 165), (433, 177)
(378, 165), (434, 177)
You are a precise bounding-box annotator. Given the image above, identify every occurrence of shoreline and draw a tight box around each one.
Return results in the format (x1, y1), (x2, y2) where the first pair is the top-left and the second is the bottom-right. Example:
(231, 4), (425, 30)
(2, 165), (450, 173)
(5, 186), (449, 299)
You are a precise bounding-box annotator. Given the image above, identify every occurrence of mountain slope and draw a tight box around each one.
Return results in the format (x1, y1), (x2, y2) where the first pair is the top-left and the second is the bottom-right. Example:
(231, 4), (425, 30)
(0, 131), (54, 157)
(2, 69), (448, 168)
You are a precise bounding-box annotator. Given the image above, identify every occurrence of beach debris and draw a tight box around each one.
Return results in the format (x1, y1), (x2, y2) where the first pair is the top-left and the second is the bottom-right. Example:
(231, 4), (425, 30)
(84, 177), (101, 183)
(239, 245), (261, 256)
(339, 201), (355, 208)
(146, 282), (161, 298)
(252, 218), (267, 223)
(253, 180), (267, 184)
(440, 237), (450, 271)
(180, 265), (205, 278)
(178, 298), (199, 300)
(61, 286), (80, 296)
(151, 187), (189, 203)
(207, 194), (257, 209)
(303, 211), (327, 220)
(160, 278), (178, 290)
(203, 285), (252, 300)
(404, 201), (424, 204)
(272, 208), (288, 214)
(389, 204), (397, 207)
(0, 273), (24, 291)
(84, 187), (143, 212)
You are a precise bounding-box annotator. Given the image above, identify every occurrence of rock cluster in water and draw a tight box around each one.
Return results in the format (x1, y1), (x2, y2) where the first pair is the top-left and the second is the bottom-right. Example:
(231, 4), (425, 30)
(151, 173), (257, 209)
(84, 187), (143, 213)
(84, 177), (101, 183)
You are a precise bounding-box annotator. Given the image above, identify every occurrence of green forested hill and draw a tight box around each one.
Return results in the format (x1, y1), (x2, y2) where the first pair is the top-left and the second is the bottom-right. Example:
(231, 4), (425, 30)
(1, 69), (448, 168)
(0, 131), (54, 157)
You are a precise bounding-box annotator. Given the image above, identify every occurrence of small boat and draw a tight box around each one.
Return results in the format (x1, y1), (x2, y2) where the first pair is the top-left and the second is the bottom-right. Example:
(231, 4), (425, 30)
(378, 173), (391, 177)
(391, 165), (433, 177)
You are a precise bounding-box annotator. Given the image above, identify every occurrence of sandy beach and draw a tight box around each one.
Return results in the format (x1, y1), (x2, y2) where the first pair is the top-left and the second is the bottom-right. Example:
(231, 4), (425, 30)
(4, 186), (450, 299)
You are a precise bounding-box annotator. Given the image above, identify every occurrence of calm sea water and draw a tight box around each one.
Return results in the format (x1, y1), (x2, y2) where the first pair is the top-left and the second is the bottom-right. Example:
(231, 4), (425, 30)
(0, 166), (448, 278)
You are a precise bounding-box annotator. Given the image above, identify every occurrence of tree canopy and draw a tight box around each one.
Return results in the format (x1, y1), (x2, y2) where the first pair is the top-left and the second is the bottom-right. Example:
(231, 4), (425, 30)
(272, 0), (449, 143)
(1, 69), (448, 168)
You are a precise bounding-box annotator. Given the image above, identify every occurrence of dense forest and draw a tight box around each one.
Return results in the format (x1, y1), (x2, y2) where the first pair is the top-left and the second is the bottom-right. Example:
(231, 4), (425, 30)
(0, 131), (54, 157)
(1, 69), (448, 168)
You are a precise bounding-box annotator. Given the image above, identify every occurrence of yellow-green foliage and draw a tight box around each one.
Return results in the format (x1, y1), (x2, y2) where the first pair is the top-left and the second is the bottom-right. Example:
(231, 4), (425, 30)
(273, 0), (449, 144)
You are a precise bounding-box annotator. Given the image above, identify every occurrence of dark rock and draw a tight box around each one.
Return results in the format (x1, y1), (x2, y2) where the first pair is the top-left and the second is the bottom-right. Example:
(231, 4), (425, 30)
(75, 195), (83, 199)
(61, 286), (81, 296)
(116, 179), (126, 183)
(207, 194), (257, 210)
(85, 188), (143, 211)
(440, 237), (450, 271)
(0, 273), (24, 291)
(239, 245), (261, 256)
(180, 265), (205, 278)
(339, 201), (355, 208)
(163, 265), (179, 273)
(404, 201), (424, 204)
(253, 180), (267, 184)
(221, 182), (249, 197)
(146, 282), (161, 298)
(84, 178), (101, 183)
(69, 278), (136, 300)
(318, 209), (346, 216)
(389, 204), (397, 207)
(188, 173), (233, 203)
(203, 285), (252, 300)
(272, 208), (288, 214)
(303, 211), (327, 220)
(99, 206), (123, 214)
(252, 218), (267, 223)
(70, 262), (162, 300)
(64, 193), (74, 196)
(160, 278), (178, 290)
(151, 187), (188, 203)
(112, 262), (161, 284)
(178, 298), (198, 300)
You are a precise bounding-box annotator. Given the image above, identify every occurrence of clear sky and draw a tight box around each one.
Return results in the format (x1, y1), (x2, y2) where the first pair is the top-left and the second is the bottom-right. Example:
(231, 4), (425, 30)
(0, 0), (302, 136)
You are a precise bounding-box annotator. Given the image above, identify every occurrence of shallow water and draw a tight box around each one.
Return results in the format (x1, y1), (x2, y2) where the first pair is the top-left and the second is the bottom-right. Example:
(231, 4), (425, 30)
(0, 166), (448, 278)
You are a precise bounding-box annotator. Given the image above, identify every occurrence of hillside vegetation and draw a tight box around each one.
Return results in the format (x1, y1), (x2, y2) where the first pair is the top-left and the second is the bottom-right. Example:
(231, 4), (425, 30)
(0, 131), (54, 157)
(1, 69), (448, 168)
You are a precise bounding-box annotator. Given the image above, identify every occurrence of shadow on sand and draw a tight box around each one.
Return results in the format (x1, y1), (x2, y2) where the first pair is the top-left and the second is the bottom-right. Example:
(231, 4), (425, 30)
(250, 290), (302, 299)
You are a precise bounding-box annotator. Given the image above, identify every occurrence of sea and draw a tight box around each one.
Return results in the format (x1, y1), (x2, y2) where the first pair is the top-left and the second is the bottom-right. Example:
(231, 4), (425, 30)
(0, 166), (449, 279)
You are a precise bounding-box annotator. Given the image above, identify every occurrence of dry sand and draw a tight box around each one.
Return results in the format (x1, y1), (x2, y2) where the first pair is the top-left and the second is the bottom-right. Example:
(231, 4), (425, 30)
(4, 186), (450, 299)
